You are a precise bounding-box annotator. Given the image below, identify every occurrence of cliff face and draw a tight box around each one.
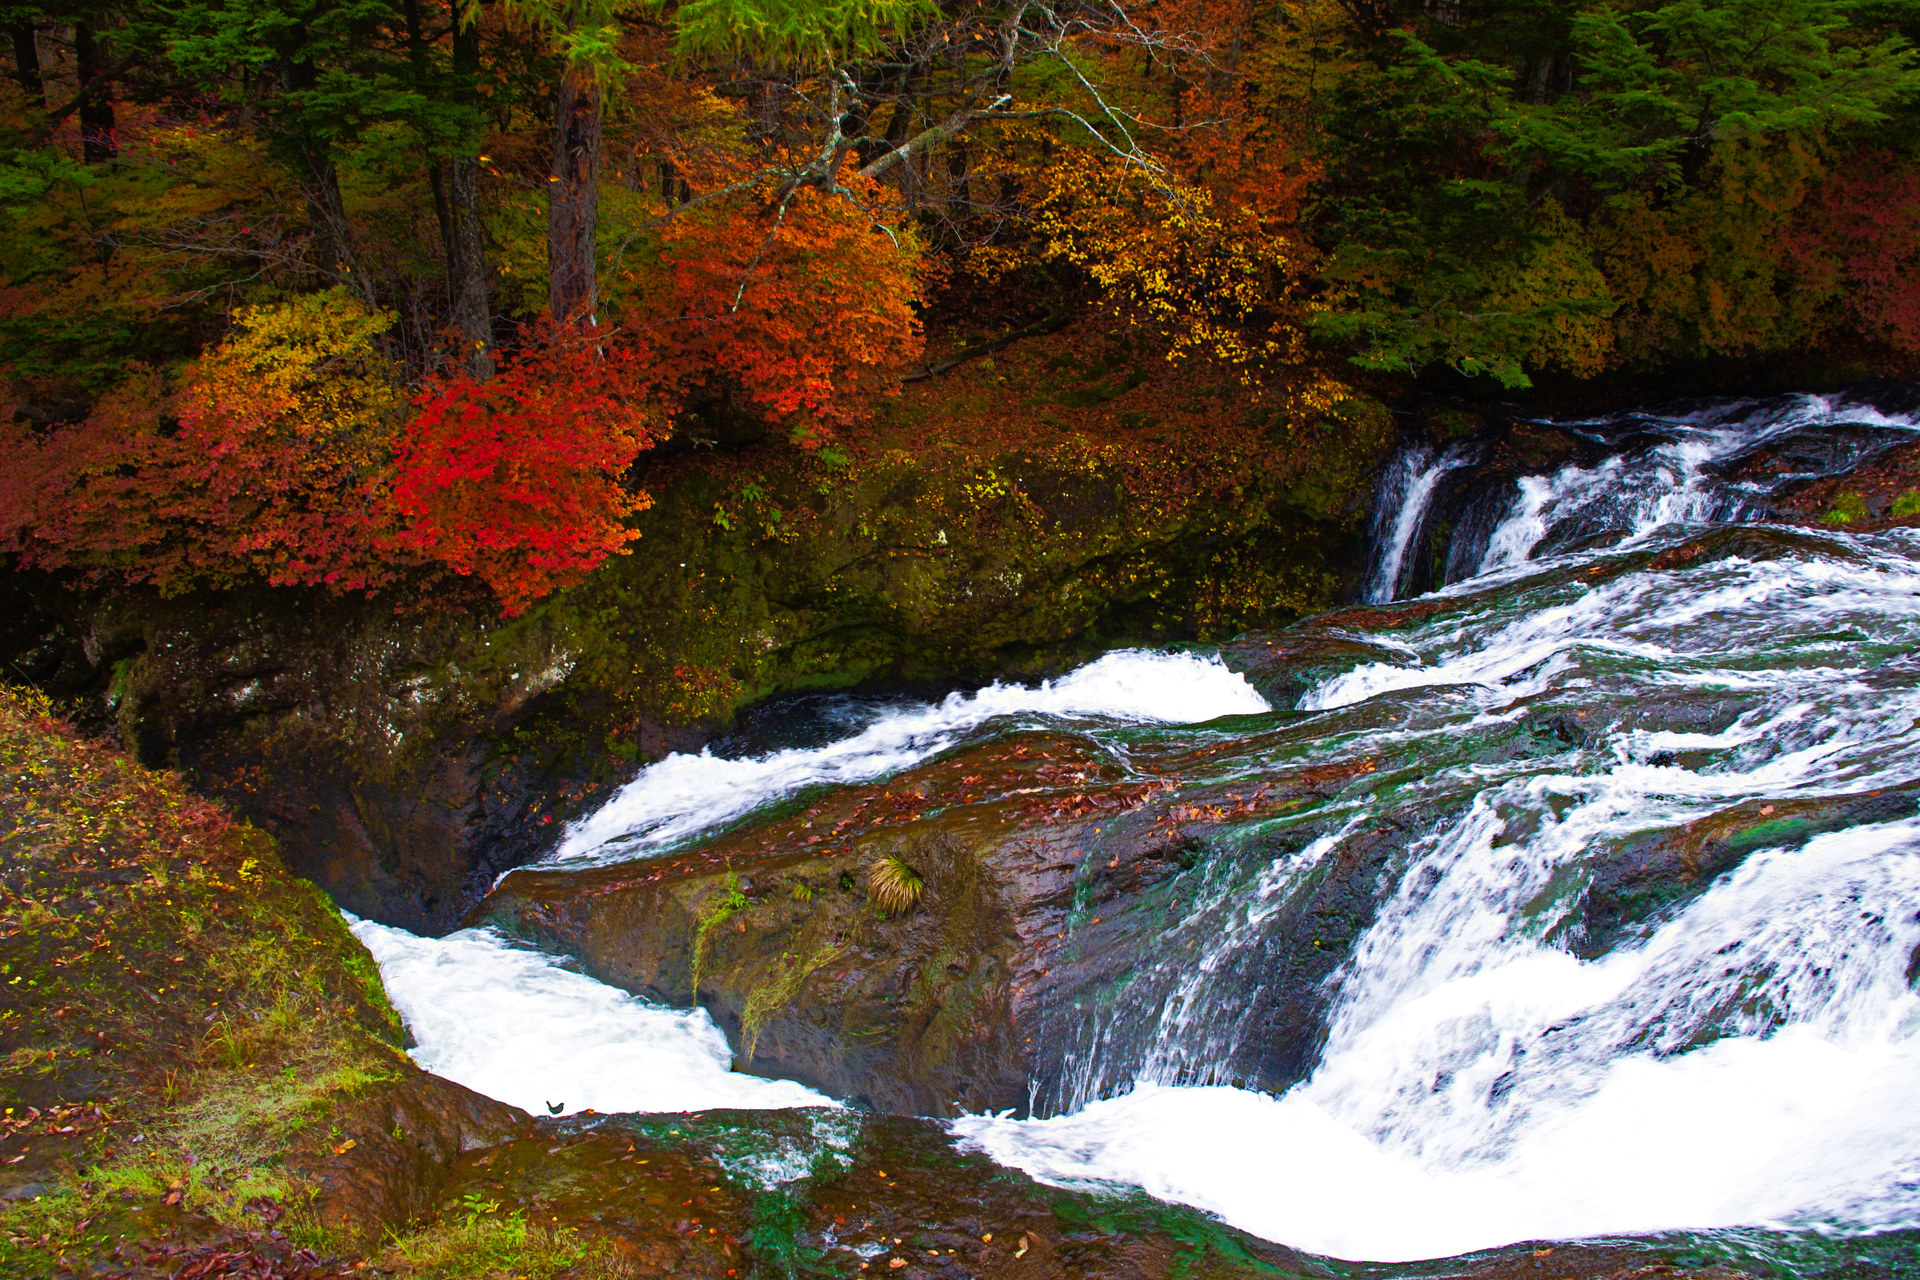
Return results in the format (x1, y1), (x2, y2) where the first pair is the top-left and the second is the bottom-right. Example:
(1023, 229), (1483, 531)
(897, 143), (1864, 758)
(1, 362), (1394, 933)
(0, 685), (525, 1276)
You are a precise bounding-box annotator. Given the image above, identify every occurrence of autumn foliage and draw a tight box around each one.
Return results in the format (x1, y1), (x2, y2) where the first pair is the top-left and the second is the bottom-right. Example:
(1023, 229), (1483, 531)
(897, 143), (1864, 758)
(0, 290), (411, 594)
(4, 0), (1920, 613)
(644, 183), (923, 435)
(0, 297), (660, 614)
(394, 321), (655, 614)
(1789, 156), (1920, 355)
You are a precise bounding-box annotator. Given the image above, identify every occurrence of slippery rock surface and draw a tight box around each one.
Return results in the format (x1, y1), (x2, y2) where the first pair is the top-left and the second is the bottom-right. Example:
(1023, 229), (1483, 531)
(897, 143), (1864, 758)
(0, 687), (523, 1273)
(473, 703), (1429, 1117)
(0, 679), (1760, 1280)
(474, 729), (1195, 1117)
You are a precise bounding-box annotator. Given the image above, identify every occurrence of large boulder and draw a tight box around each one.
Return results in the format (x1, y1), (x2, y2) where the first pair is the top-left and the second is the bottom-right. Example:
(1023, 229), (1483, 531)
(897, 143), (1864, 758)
(472, 713), (1421, 1117)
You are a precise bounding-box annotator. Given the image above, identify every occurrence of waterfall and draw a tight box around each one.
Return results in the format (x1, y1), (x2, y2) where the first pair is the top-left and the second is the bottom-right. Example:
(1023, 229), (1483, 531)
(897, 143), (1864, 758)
(357, 387), (1920, 1267)
(347, 913), (835, 1115)
(959, 389), (1920, 1260)
(543, 649), (1268, 868)
(1361, 441), (1478, 603)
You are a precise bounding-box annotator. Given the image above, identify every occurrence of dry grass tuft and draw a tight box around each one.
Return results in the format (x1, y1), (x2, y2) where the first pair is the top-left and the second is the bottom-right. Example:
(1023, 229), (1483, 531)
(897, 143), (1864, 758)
(866, 852), (926, 915)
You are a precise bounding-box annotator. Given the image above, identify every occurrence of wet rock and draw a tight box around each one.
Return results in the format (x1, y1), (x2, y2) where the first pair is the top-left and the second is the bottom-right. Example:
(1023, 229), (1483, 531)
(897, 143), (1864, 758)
(474, 731), (1153, 1117)
(1218, 629), (1417, 710)
(475, 714), (1423, 1114)
(420, 1108), (1331, 1280)
(1575, 785), (1920, 958)
(297, 1073), (526, 1233)
(0, 411), (1387, 933)
(1643, 523), (1874, 573)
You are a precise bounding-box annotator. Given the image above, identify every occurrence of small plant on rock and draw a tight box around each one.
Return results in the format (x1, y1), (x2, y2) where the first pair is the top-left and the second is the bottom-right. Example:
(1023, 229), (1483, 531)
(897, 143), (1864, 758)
(867, 853), (925, 916)
(1824, 491), (1870, 525)
(459, 1190), (501, 1226)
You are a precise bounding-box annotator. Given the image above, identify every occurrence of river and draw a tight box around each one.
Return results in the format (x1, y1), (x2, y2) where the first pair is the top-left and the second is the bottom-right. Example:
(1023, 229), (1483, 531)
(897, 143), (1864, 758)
(351, 388), (1920, 1269)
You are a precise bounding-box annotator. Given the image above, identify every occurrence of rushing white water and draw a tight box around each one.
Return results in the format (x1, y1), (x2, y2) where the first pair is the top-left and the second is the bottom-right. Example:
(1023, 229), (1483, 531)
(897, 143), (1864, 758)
(354, 388), (1920, 1266)
(1362, 442), (1478, 603)
(955, 392), (1920, 1262)
(348, 915), (833, 1116)
(960, 814), (1920, 1260)
(548, 649), (1268, 866)
(1458, 392), (1920, 590)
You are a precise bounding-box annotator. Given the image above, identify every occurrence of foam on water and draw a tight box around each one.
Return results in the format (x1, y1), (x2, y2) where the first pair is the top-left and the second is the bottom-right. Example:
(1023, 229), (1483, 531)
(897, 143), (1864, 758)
(958, 823), (1920, 1262)
(1362, 442), (1478, 603)
(1303, 546), (1920, 713)
(1349, 391), (1920, 602)
(955, 395), (1920, 1262)
(346, 387), (1920, 1264)
(348, 916), (833, 1116)
(549, 649), (1267, 866)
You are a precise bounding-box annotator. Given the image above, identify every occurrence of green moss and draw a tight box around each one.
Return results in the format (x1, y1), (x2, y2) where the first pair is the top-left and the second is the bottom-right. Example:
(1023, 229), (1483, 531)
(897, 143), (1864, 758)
(690, 874), (752, 1004)
(0, 687), (419, 1271)
(1049, 1192), (1290, 1277)
(740, 938), (845, 1061)
(744, 1187), (819, 1279)
(382, 1211), (596, 1279)
(1823, 491), (1870, 525)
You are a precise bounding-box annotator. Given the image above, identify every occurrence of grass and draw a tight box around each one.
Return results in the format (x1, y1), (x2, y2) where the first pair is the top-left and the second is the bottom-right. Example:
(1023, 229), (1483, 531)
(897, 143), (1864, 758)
(381, 1210), (607, 1278)
(690, 872), (752, 1001)
(866, 852), (926, 916)
(0, 686), (412, 1272)
(1823, 491), (1870, 525)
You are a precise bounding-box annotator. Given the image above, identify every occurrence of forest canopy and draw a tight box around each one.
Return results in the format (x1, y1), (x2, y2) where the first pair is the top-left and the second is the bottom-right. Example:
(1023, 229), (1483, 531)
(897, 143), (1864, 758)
(2, 0), (1917, 613)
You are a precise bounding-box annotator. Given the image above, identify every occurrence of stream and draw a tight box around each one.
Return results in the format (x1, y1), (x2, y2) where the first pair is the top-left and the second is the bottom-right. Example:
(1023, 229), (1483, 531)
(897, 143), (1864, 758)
(352, 389), (1920, 1268)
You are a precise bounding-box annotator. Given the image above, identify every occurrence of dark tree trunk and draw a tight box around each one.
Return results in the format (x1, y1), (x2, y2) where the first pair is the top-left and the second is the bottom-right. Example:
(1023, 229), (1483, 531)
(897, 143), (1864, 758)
(548, 68), (601, 328)
(450, 155), (493, 375)
(427, 161), (457, 284)
(400, 0), (458, 292)
(73, 23), (115, 161)
(280, 53), (376, 306)
(450, 12), (493, 376)
(11, 23), (41, 105)
(303, 152), (379, 305)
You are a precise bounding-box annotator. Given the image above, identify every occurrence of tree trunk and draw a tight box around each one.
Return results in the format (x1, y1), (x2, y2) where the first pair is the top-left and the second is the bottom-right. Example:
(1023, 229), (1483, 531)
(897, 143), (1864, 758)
(400, 0), (457, 288)
(11, 23), (41, 106)
(548, 68), (601, 328)
(450, 156), (493, 375)
(280, 54), (377, 306)
(73, 23), (115, 161)
(304, 149), (379, 306)
(451, 12), (494, 376)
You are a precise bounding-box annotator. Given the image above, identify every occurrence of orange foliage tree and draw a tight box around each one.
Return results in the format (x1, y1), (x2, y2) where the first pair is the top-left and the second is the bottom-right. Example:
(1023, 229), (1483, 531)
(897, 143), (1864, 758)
(0, 296), (663, 617)
(0, 289), (413, 593)
(1787, 154), (1920, 355)
(635, 181), (925, 440)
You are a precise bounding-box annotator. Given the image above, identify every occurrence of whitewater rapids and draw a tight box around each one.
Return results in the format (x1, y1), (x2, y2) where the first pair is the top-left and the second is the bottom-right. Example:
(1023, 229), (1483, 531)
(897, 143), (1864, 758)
(354, 389), (1920, 1265)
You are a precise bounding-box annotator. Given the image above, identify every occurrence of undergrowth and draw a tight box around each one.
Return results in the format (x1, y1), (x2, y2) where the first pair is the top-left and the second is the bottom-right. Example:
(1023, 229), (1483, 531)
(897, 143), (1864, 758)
(0, 686), (412, 1272)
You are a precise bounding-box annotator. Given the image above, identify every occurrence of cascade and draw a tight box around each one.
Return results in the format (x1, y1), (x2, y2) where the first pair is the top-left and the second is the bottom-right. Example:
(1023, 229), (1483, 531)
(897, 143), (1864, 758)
(357, 388), (1920, 1267)
(1360, 440), (1480, 602)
